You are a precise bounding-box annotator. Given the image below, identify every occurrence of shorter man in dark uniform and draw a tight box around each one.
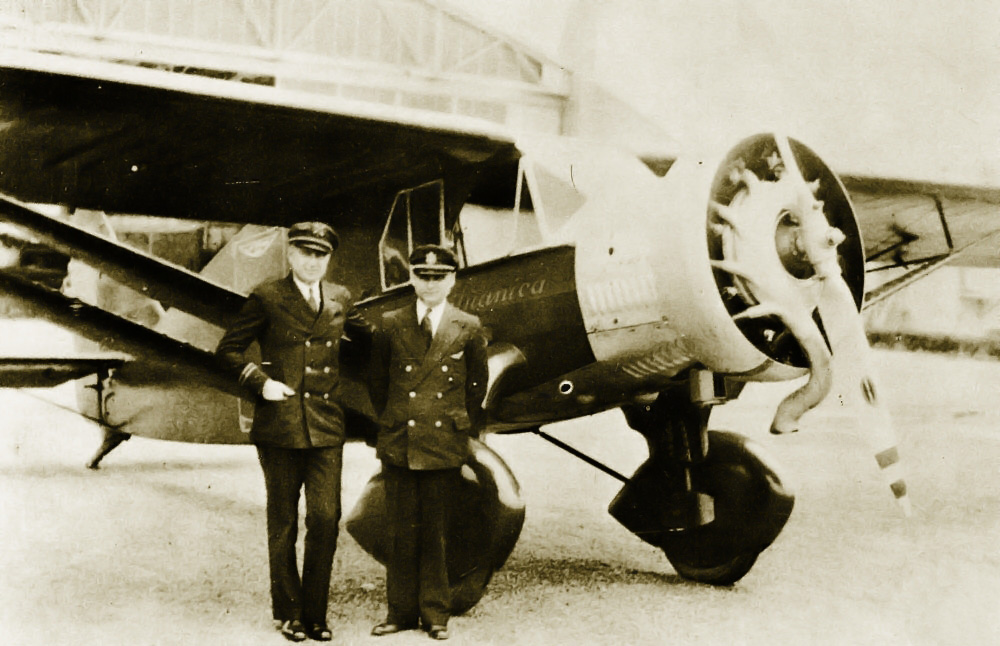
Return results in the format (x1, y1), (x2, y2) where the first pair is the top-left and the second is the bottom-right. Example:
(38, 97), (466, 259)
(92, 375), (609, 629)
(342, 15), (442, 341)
(369, 244), (488, 641)
(216, 221), (361, 642)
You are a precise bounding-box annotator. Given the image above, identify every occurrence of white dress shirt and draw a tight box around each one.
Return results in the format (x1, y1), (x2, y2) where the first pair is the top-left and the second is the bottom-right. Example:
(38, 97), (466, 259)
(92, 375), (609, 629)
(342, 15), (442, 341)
(416, 300), (446, 337)
(292, 276), (321, 309)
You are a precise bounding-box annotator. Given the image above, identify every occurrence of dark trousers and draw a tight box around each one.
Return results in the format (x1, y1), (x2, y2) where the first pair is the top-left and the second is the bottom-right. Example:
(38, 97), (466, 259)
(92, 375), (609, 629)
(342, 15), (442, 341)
(256, 445), (343, 624)
(383, 464), (459, 627)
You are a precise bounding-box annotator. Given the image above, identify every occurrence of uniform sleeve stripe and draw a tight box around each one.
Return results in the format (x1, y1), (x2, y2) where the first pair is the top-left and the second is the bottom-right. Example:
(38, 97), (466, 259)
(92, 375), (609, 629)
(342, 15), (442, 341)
(875, 447), (900, 470)
(238, 363), (259, 385)
(890, 479), (908, 499)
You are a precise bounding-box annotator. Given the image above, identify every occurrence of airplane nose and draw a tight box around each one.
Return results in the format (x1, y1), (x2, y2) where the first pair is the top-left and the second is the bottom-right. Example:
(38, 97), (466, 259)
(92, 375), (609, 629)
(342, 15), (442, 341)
(571, 133), (863, 382)
(563, 133), (908, 515)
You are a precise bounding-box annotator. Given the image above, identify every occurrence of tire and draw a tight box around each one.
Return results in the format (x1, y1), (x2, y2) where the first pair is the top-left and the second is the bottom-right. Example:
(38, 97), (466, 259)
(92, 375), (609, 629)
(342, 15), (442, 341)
(345, 439), (525, 614)
(666, 550), (759, 586)
(659, 430), (794, 586)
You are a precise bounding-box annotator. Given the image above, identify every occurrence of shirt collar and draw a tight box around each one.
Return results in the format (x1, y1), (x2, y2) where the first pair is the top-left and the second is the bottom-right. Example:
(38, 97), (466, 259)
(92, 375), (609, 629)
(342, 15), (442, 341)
(416, 300), (447, 335)
(292, 275), (320, 302)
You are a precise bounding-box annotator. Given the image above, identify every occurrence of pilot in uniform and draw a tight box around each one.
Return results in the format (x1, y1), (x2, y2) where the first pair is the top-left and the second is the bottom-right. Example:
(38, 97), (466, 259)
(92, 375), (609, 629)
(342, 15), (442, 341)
(369, 244), (488, 641)
(216, 221), (361, 643)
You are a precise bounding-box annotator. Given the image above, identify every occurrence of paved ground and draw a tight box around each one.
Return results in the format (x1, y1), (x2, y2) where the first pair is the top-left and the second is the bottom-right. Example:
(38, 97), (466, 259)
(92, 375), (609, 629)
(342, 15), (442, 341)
(1, 347), (998, 645)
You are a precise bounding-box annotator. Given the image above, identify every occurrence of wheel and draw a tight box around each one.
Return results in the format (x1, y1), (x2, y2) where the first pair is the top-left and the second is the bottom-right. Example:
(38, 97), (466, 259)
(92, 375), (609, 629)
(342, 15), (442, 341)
(666, 550), (759, 586)
(659, 430), (794, 586)
(344, 439), (525, 614)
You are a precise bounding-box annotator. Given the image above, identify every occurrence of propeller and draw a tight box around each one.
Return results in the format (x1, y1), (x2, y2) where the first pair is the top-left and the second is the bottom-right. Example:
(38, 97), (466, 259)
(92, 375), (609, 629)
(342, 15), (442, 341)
(710, 134), (911, 516)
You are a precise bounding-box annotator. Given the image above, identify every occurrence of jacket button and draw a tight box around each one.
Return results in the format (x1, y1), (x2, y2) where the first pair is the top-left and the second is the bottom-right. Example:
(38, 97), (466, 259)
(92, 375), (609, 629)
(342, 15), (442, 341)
(305, 366), (313, 374)
(326, 340), (332, 347)
(436, 392), (443, 399)
(407, 419), (415, 427)
(323, 393), (329, 400)
(304, 392), (310, 399)
(324, 367), (330, 374)
(405, 365), (412, 372)
(409, 391), (416, 398)
(305, 340), (311, 347)
(435, 420), (442, 427)
(441, 365), (449, 372)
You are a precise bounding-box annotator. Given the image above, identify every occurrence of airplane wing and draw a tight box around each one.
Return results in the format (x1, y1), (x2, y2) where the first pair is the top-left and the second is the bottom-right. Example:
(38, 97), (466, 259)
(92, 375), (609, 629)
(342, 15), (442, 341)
(4, 48), (998, 289)
(0, 50), (521, 413)
(0, 49), (519, 227)
(0, 355), (126, 388)
(0, 266), (244, 398)
(840, 174), (1000, 307)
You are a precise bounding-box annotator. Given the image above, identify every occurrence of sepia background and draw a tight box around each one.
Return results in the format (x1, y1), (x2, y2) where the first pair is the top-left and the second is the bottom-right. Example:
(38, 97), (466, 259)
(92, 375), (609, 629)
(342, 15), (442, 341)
(1, 1), (998, 644)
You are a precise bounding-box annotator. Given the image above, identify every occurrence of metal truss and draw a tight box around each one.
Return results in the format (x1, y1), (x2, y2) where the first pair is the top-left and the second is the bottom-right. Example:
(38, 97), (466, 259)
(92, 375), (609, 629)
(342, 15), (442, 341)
(0, 0), (569, 128)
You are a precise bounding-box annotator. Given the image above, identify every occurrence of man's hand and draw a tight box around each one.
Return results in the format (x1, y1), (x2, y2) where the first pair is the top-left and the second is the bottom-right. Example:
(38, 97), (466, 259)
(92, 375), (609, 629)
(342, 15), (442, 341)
(262, 379), (296, 401)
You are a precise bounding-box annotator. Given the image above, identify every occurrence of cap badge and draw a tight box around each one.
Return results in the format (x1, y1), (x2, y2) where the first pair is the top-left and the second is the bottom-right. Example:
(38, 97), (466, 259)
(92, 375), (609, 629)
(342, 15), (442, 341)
(425, 251), (438, 266)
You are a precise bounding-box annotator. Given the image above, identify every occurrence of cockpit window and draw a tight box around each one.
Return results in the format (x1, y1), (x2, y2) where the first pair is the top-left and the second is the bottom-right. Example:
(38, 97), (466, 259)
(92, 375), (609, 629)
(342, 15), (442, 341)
(458, 161), (545, 264)
(379, 180), (445, 290)
(458, 138), (622, 264)
(528, 164), (586, 235)
(513, 169), (544, 250)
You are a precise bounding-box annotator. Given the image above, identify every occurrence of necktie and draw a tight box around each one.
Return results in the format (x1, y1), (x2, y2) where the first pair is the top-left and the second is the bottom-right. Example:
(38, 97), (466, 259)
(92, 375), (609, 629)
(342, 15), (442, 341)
(307, 287), (320, 313)
(420, 312), (433, 350)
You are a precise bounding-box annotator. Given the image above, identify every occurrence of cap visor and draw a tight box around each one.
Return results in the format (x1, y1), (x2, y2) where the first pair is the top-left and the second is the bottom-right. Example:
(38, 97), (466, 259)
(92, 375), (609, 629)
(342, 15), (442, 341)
(290, 240), (333, 254)
(412, 267), (453, 276)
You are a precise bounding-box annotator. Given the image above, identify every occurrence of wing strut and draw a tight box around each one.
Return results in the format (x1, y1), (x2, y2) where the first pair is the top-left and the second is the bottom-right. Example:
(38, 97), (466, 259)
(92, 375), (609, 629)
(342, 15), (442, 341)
(863, 227), (1000, 308)
(530, 428), (628, 483)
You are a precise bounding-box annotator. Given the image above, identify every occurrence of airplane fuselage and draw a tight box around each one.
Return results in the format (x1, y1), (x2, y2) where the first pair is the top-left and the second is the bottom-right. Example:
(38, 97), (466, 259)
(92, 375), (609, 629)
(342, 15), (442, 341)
(83, 134), (865, 445)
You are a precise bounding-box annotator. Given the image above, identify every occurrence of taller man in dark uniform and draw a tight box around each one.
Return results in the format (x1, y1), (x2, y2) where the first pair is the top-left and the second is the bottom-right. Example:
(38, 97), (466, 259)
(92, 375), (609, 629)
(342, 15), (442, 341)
(369, 245), (489, 641)
(216, 221), (359, 643)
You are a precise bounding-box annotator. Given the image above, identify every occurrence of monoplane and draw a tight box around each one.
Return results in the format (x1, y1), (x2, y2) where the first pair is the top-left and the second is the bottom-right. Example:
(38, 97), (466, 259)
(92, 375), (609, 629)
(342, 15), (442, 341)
(1, 47), (998, 608)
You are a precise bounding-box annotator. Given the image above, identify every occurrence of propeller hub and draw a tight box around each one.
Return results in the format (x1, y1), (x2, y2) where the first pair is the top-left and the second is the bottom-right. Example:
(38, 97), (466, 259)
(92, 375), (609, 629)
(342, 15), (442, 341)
(707, 134), (864, 367)
(774, 211), (814, 280)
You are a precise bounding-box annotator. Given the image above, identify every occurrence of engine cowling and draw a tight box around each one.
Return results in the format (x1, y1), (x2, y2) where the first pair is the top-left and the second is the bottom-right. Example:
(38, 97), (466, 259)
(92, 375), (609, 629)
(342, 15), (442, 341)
(544, 133), (865, 386)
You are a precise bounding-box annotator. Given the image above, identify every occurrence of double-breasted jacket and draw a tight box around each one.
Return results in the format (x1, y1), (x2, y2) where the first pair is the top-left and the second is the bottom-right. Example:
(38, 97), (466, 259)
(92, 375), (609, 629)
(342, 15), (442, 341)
(370, 302), (488, 470)
(216, 273), (359, 448)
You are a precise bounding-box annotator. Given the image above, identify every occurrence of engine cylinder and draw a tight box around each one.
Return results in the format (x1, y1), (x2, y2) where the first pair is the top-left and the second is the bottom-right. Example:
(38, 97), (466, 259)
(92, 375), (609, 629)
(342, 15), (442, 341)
(567, 133), (865, 382)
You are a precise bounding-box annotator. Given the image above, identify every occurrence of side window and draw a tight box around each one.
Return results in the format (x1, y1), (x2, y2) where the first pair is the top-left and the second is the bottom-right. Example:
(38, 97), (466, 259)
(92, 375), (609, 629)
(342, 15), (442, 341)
(513, 168), (544, 249)
(379, 180), (445, 290)
(458, 160), (544, 264)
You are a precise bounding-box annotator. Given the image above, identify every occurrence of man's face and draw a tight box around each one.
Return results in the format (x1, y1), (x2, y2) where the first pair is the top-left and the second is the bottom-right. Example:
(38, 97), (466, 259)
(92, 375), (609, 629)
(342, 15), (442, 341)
(288, 245), (332, 284)
(411, 271), (455, 307)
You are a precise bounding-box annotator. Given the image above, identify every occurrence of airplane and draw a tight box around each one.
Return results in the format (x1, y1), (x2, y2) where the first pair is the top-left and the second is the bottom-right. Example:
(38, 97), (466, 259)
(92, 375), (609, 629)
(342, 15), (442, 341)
(1, 45), (999, 613)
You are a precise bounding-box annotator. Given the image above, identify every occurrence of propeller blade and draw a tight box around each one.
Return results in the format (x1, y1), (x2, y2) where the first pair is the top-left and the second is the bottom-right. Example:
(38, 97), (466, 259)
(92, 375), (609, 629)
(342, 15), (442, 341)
(772, 133), (911, 516)
(816, 249), (912, 517)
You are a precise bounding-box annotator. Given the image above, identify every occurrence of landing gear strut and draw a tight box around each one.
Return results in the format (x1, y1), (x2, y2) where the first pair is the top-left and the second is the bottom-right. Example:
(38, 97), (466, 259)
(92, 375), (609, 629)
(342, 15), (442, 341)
(611, 379), (794, 585)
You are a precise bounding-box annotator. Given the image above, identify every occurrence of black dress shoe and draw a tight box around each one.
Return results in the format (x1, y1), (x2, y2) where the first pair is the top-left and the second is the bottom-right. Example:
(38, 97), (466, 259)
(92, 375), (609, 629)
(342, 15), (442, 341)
(427, 625), (450, 640)
(371, 622), (418, 636)
(279, 619), (307, 642)
(306, 623), (332, 641)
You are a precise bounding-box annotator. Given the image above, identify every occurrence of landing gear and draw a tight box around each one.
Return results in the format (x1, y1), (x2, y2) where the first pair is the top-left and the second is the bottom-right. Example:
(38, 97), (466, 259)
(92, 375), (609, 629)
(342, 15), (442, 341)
(612, 382), (794, 585)
(658, 430), (794, 585)
(345, 438), (525, 614)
